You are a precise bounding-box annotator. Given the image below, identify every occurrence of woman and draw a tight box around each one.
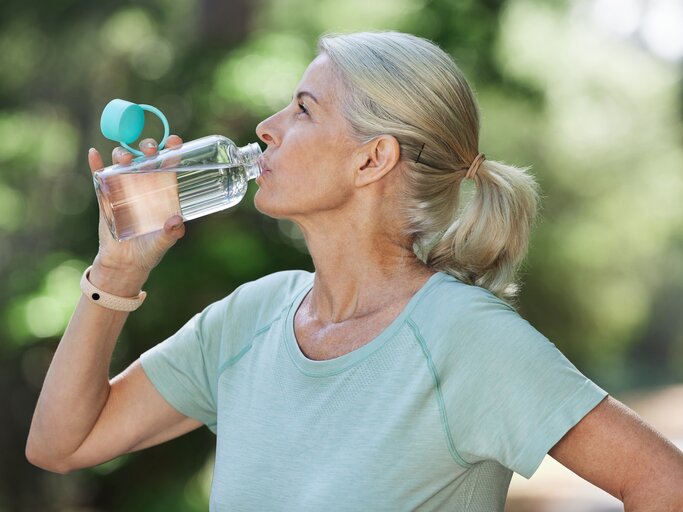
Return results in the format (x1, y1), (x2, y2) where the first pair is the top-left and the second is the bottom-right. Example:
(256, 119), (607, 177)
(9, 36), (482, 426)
(27, 32), (683, 510)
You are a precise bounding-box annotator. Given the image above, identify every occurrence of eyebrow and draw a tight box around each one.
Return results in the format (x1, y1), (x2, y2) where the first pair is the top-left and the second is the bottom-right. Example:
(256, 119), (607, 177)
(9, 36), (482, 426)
(294, 91), (319, 104)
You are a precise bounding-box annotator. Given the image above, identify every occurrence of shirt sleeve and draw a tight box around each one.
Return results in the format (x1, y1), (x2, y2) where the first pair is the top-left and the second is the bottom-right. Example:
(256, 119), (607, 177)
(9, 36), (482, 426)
(432, 288), (608, 479)
(140, 296), (231, 433)
(138, 270), (313, 434)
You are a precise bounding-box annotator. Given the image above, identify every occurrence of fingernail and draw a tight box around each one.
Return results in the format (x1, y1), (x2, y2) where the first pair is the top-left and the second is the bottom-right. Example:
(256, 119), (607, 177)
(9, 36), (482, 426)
(143, 140), (157, 149)
(89, 148), (96, 154)
(171, 223), (182, 230)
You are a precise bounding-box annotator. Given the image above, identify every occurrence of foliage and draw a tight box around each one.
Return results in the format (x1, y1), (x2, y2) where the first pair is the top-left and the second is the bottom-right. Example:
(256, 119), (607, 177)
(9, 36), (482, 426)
(0, 0), (681, 509)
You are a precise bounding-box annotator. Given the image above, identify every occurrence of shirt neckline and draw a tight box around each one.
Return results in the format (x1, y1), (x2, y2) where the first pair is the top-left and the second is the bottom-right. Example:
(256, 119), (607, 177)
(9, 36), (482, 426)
(283, 272), (447, 377)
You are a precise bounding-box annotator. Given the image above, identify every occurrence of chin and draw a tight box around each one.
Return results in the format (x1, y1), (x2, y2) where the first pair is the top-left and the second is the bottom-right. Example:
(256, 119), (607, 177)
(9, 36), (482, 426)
(253, 189), (271, 215)
(253, 189), (288, 219)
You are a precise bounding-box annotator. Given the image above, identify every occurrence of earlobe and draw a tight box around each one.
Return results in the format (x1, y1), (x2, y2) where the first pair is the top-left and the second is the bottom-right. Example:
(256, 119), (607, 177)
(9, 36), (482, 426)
(355, 135), (400, 187)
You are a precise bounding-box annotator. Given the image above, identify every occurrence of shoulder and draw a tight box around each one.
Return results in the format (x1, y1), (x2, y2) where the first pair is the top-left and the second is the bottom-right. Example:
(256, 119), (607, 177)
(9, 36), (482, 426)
(410, 272), (545, 361)
(201, 270), (314, 330)
(412, 272), (519, 333)
(238, 269), (313, 306)
(412, 277), (606, 476)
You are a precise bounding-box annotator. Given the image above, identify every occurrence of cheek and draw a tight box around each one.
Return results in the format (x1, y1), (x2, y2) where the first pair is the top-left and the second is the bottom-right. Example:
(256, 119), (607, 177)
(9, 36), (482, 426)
(254, 164), (352, 218)
(297, 148), (355, 201)
(254, 130), (356, 216)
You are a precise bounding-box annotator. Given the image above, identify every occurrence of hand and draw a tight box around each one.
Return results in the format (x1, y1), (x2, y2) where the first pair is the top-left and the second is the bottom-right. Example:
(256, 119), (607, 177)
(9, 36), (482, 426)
(88, 136), (186, 279)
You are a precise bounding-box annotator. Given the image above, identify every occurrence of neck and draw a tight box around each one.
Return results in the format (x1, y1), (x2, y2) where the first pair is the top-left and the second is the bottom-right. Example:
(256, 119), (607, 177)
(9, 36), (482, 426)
(293, 202), (434, 324)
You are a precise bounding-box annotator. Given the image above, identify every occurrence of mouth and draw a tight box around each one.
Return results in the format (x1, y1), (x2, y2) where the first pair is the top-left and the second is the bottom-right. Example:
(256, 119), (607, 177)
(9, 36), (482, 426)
(256, 157), (272, 184)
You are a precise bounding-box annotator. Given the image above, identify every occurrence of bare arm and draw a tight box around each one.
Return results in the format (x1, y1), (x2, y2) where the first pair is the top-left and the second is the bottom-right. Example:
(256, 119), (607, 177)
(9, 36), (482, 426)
(26, 137), (199, 474)
(550, 395), (683, 511)
(26, 275), (201, 474)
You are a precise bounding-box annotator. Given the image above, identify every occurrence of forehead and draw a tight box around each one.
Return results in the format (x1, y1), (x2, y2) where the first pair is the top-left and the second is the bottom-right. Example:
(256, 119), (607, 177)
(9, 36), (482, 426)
(296, 54), (344, 106)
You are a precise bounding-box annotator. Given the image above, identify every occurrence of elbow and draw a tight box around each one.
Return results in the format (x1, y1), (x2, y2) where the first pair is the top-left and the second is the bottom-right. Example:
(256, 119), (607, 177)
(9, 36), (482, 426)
(624, 496), (683, 512)
(622, 481), (683, 512)
(25, 439), (75, 475)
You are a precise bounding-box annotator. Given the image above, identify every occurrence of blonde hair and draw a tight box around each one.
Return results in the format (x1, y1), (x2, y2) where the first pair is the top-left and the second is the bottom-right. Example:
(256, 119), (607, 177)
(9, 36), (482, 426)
(318, 31), (540, 303)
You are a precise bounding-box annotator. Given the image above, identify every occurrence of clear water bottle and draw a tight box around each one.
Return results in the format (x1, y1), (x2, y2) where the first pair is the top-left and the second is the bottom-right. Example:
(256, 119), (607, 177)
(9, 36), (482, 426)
(94, 100), (262, 241)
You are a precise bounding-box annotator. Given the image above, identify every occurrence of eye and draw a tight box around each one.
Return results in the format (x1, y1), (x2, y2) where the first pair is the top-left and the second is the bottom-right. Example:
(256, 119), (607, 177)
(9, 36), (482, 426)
(297, 101), (309, 116)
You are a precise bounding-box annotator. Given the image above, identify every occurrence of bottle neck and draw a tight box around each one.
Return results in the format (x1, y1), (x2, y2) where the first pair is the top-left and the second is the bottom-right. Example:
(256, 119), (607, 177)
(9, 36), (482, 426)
(237, 143), (262, 180)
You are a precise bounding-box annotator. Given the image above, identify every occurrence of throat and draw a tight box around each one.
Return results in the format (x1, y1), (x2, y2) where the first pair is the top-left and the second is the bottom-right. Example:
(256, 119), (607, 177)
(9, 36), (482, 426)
(293, 292), (410, 361)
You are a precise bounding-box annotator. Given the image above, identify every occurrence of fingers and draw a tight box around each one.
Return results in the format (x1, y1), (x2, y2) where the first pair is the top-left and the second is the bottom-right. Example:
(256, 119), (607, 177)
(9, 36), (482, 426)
(88, 148), (104, 173)
(89, 135), (183, 172)
(112, 146), (133, 166)
(139, 138), (158, 157)
(139, 135), (183, 156)
(166, 134), (183, 148)
(162, 215), (185, 241)
(159, 135), (184, 170)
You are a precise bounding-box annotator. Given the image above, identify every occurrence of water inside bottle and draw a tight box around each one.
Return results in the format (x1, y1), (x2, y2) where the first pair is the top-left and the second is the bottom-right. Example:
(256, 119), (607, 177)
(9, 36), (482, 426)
(96, 163), (250, 240)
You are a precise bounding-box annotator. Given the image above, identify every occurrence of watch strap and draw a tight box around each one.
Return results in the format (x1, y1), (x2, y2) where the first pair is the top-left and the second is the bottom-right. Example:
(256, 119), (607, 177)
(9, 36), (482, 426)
(80, 265), (147, 312)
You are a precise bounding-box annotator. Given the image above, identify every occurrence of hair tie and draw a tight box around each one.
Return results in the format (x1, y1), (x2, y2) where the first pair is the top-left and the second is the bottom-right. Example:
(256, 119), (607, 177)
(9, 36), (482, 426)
(465, 153), (486, 180)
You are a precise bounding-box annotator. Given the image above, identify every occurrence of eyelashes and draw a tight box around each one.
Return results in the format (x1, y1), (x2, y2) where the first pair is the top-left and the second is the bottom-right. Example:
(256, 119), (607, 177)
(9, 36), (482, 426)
(297, 101), (309, 116)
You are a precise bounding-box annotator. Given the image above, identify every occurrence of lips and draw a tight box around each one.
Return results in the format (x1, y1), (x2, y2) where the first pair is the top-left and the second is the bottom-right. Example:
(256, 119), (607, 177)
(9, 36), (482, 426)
(259, 155), (273, 174)
(255, 156), (272, 185)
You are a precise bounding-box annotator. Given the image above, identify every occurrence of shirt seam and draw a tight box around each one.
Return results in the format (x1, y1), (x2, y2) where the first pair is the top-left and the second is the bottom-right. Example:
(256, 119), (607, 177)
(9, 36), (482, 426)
(285, 327), (415, 378)
(464, 460), (483, 509)
(407, 318), (472, 469)
(285, 272), (448, 378)
(216, 307), (287, 378)
(195, 317), (216, 407)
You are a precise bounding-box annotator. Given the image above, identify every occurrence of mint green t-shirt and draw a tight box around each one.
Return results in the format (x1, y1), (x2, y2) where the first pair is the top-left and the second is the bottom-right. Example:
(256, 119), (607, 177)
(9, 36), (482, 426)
(140, 271), (607, 511)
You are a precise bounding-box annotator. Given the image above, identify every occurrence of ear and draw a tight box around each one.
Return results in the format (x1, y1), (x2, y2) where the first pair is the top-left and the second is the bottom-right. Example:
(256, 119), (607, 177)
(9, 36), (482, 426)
(354, 135), (401, 187)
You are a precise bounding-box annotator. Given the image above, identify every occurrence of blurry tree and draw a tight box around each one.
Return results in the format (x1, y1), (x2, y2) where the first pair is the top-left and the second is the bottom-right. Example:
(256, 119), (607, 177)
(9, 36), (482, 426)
(487, 0), (683, 391)
(0, 0), (681, 510)
(0, 0), (305, 510)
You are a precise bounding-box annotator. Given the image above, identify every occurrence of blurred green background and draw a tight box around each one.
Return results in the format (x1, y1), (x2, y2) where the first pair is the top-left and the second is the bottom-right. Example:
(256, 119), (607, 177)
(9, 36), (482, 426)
(1, 0), (682, 510)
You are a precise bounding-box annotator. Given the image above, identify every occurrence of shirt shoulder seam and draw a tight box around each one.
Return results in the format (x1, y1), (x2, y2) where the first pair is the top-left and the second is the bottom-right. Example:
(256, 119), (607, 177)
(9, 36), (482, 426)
(216, 306), (288, 377)
(407, 317), (472, 469)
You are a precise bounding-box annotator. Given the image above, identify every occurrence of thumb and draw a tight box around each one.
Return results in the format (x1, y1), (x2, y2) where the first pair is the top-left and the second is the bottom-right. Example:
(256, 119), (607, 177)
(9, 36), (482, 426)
(137, 216), (185, 272)
(161, 215), (186, 242)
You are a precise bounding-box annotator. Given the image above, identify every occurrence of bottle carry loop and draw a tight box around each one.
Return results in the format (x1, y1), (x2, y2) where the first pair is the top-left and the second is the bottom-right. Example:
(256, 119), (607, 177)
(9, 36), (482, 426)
(100, 99), (170, 156)
(94, 99), (263, 240)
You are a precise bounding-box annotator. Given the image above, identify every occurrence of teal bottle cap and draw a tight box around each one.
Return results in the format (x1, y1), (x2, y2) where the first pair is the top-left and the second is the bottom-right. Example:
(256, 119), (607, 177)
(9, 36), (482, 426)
(100, 99), (170, 156)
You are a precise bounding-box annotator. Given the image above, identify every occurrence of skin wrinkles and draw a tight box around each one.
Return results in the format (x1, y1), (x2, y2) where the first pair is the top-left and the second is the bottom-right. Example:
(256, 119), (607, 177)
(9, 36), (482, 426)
(255, 54), (434, 359)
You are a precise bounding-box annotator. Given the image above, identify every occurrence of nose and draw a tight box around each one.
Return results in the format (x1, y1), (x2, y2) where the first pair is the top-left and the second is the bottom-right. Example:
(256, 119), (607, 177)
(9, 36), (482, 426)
(256, 112), (281, 147)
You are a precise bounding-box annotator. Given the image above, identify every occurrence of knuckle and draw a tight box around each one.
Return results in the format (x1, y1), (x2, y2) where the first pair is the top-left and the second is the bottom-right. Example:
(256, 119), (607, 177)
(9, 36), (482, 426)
(140, 138), (158, 150)
(167, 135), (182, 147)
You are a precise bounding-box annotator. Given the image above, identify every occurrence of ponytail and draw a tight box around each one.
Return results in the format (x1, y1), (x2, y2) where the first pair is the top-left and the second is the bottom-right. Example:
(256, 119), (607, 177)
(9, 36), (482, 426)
(318, 31), (540, 303)
(417, 159), (540, 303)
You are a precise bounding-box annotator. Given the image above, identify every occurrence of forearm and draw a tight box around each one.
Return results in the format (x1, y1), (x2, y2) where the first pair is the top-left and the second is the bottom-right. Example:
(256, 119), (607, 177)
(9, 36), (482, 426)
(622, 435), (683, 512)
(26, 264), (148, 469)
(551, 396), (683, 512)
(624, 485), (683, 512)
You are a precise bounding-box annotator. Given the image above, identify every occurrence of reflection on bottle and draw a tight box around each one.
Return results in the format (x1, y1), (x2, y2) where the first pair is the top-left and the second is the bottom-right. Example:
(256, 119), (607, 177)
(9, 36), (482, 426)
(94, 135), (262, 241)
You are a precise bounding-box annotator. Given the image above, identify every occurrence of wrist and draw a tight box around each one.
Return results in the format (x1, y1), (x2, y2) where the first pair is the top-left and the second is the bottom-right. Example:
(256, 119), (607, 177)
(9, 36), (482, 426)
(89, 259), (150, 297)
(81, 266), (147, 312)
